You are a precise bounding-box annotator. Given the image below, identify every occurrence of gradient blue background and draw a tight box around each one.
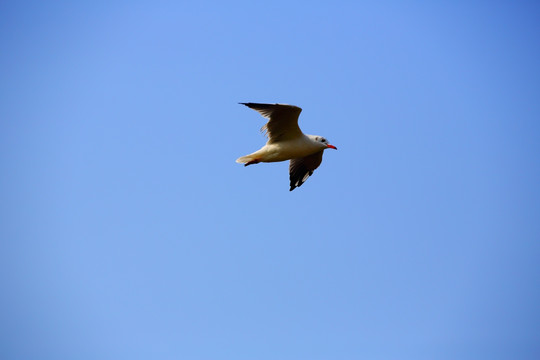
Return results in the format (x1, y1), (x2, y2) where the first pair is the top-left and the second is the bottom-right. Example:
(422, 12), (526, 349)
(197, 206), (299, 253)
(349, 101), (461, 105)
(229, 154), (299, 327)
(1, 1), (539, 359)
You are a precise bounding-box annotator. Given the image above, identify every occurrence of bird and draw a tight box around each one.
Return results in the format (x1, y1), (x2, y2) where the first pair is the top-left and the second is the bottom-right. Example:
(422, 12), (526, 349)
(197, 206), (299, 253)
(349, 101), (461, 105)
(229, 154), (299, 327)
(236, 102), (337, 191)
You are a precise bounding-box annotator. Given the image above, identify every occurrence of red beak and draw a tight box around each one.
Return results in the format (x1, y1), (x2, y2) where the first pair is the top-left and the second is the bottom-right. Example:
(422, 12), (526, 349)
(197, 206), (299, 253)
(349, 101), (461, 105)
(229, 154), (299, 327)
(327, 144), (337, 150)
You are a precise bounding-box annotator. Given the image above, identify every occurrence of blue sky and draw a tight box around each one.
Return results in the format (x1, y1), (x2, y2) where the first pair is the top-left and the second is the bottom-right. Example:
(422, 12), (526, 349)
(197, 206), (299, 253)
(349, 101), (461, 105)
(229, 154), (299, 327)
(1, 1), (539, 359)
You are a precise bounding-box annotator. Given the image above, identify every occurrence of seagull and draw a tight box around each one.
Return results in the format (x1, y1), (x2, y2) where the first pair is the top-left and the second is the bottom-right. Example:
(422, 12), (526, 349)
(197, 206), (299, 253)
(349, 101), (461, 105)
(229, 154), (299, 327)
(236, 103), (337, 191)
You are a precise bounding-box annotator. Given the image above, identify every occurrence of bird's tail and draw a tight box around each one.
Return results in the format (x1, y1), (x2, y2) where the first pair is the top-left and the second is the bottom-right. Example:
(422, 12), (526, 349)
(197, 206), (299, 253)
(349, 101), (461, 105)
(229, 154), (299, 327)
(236, 151), (264, 166)
(236, 154), (256, 164)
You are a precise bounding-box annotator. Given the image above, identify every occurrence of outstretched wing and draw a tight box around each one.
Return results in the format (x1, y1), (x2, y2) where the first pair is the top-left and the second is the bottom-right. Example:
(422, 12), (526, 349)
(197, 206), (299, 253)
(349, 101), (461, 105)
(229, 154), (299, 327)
(289, 150), (324, 191)
(240, 103), (303, 143)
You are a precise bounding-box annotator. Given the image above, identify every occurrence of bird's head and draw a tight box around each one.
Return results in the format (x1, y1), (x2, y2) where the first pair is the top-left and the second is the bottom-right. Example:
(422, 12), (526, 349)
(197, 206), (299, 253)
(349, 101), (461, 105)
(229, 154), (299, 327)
(313, 135), (338, 150)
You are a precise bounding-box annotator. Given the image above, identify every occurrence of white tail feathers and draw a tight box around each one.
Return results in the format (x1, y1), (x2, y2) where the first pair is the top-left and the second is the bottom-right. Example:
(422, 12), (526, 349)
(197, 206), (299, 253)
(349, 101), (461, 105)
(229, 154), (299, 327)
(236, 154), (255, 164)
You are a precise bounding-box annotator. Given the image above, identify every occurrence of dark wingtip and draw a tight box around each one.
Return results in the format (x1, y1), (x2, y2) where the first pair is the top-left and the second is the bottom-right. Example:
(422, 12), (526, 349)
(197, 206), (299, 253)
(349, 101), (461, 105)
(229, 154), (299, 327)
(289, 181), (304, 191)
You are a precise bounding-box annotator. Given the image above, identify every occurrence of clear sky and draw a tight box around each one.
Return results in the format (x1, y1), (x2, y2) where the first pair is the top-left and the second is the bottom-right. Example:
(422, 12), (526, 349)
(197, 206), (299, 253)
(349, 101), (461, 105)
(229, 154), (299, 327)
(1, 1), (539, 359)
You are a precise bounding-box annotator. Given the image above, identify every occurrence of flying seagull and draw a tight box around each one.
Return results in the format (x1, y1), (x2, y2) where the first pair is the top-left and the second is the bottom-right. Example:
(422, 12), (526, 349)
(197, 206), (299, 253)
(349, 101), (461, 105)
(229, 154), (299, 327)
(236, 103), (337, 191)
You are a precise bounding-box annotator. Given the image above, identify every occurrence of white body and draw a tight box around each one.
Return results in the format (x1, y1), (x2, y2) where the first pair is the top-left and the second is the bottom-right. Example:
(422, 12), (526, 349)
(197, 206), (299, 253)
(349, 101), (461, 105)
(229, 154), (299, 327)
(236, 134), (326, 164)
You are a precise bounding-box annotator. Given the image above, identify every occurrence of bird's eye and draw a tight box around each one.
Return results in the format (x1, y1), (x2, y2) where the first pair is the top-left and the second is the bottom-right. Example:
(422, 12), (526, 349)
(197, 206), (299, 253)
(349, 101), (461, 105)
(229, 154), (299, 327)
(321, 138), (326, 142)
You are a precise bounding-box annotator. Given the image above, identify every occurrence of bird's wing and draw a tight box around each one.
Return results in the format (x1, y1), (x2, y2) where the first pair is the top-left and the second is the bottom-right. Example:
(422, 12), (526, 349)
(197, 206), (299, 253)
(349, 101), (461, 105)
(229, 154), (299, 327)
(289, 150), (324, 191)
(240, 103), (303, 143)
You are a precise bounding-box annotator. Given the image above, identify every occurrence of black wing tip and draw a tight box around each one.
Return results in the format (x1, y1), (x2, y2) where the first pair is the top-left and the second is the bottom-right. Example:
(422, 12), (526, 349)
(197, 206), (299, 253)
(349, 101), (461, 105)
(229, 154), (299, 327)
(239, 102), (263, 109)
(289, 169), (314, 191)
(240, 102), (291, 108)
(239, 102), (272, 108)
(289, 178), (305, 191)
